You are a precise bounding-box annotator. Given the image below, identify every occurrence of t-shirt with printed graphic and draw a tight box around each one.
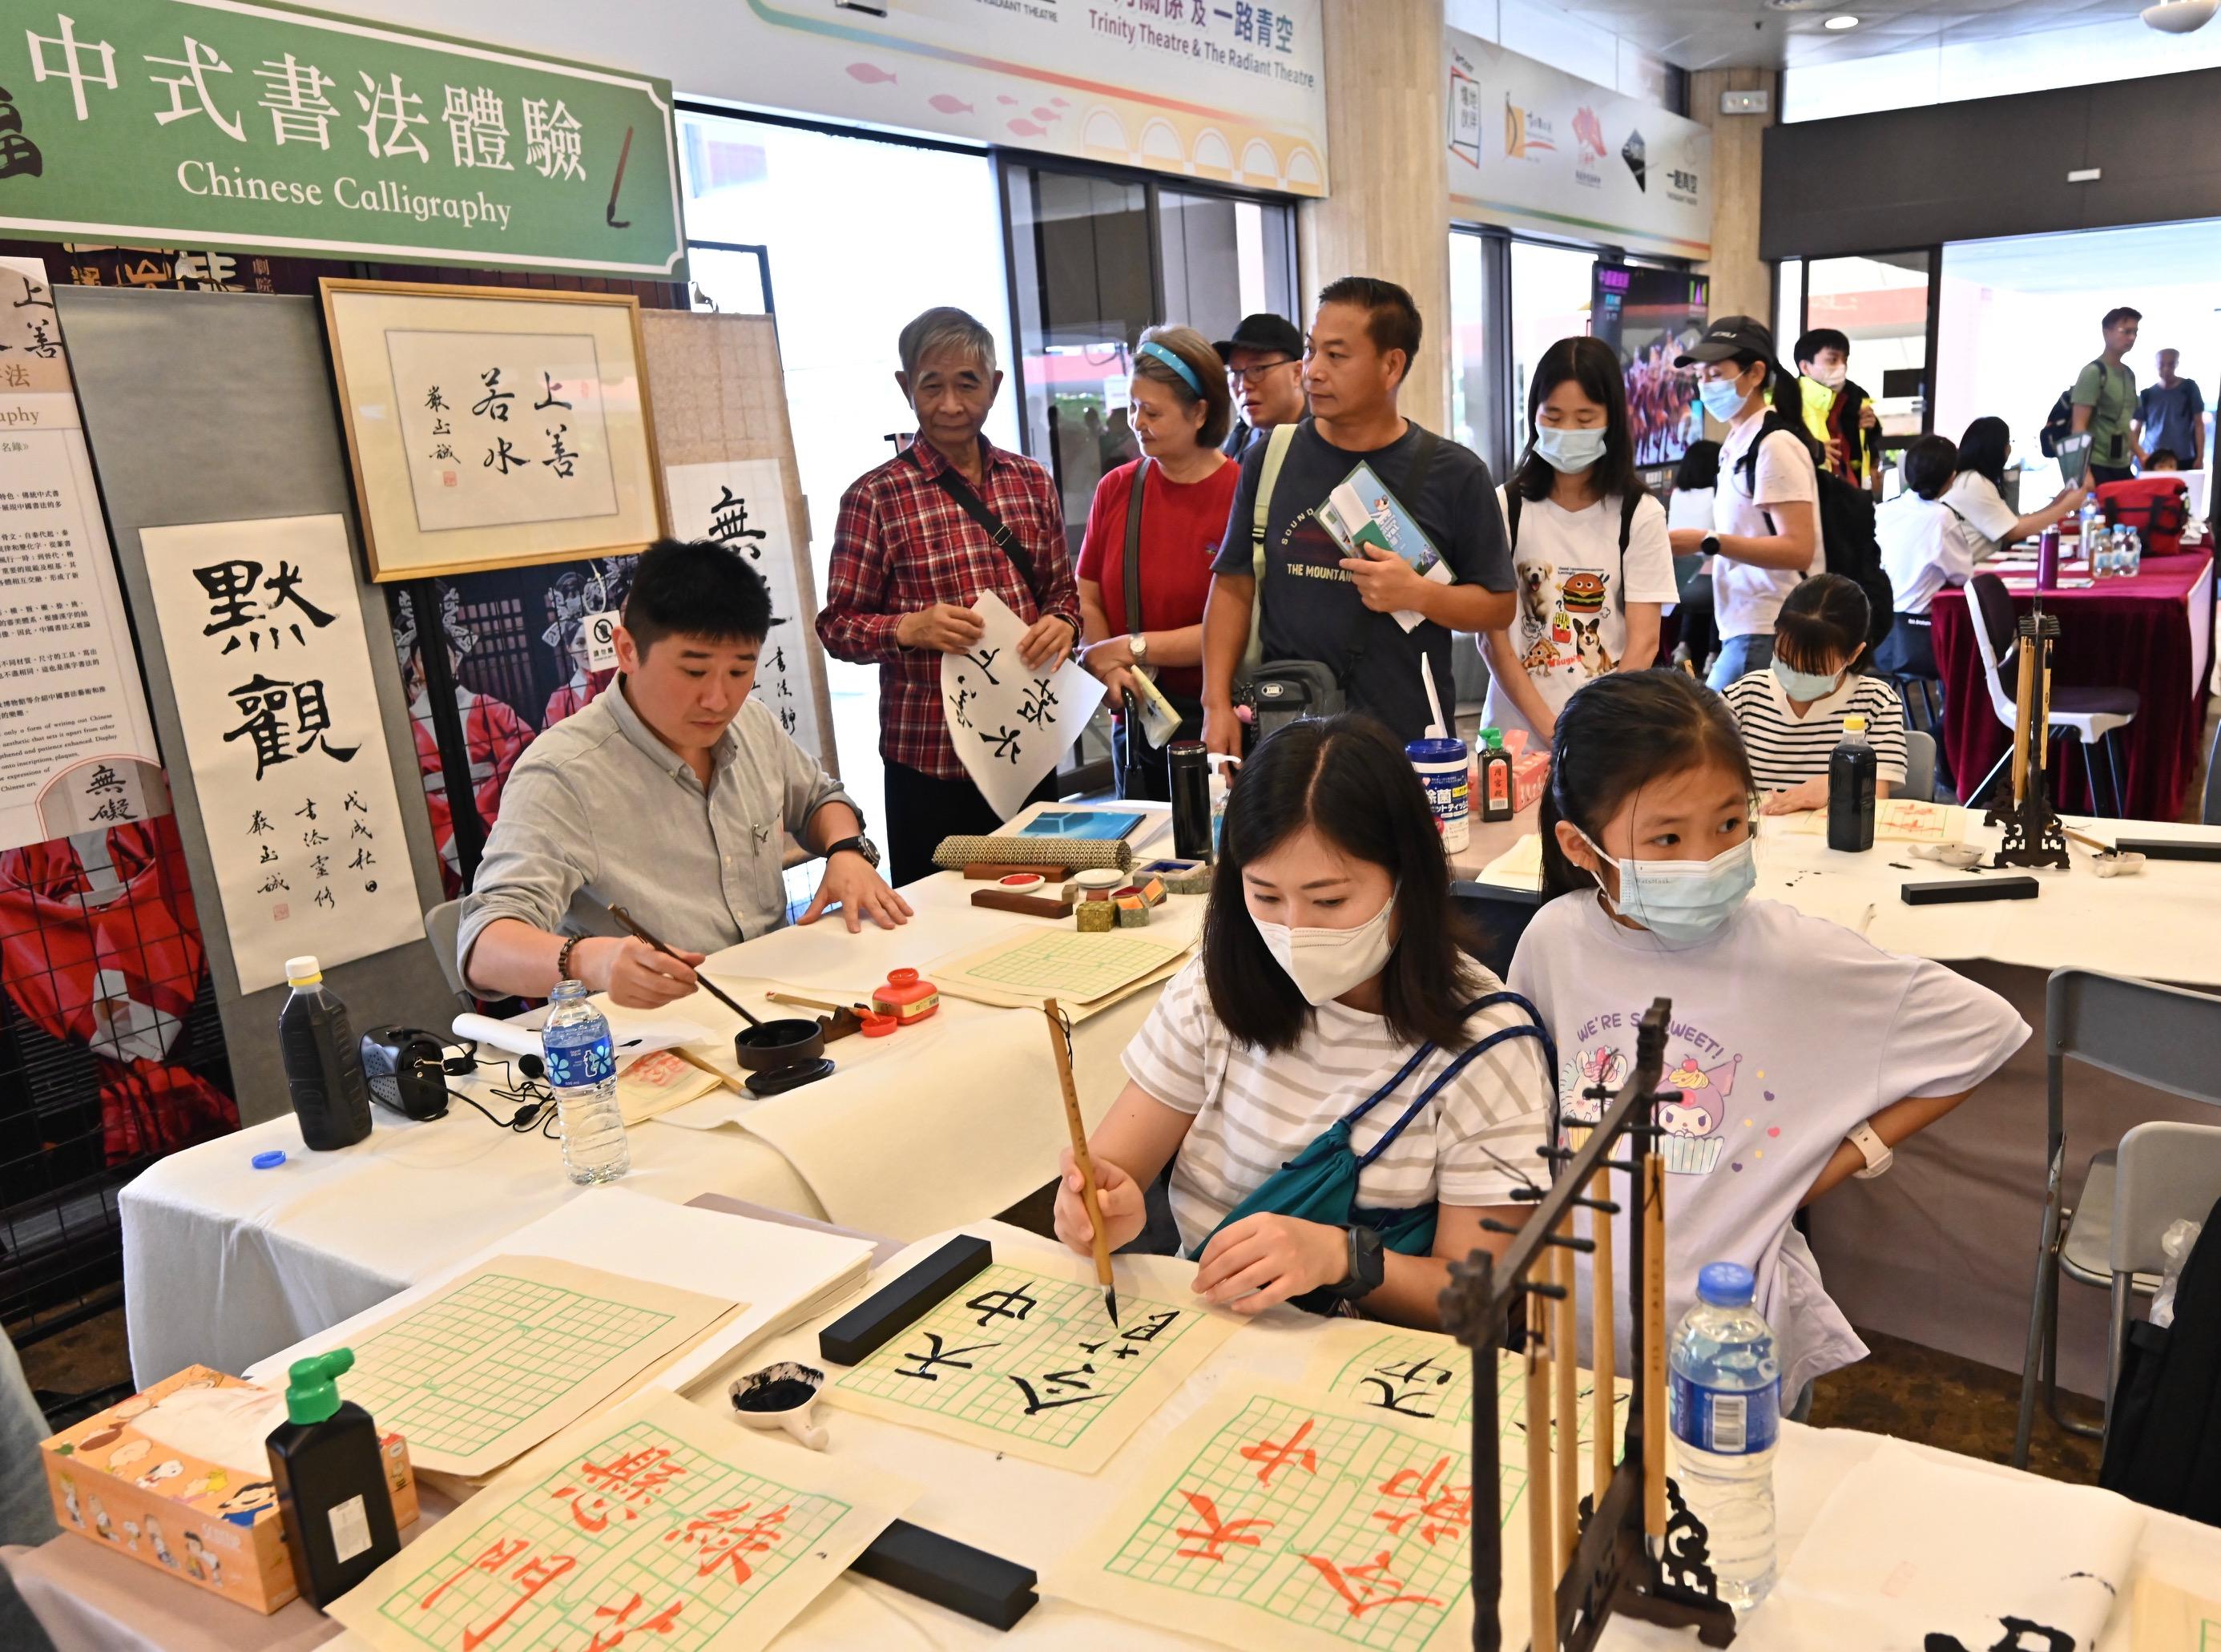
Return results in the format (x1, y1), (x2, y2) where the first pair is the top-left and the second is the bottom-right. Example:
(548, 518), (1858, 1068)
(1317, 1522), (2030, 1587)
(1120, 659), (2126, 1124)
(1478, 486), (1679, 741)
(1211, 418), (1512, 742)
(1508, 892), (2027, 1400)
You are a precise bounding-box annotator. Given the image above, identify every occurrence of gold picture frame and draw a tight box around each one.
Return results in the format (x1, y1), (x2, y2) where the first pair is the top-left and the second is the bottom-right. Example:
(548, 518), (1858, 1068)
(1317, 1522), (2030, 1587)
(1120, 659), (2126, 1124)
(319, 278), (669, 582)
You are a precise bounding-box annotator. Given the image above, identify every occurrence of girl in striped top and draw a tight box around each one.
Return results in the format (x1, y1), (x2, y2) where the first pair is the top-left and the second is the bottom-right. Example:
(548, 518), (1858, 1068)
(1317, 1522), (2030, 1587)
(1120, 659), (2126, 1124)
(1723, 573), (1907, 814)
(1051, 716), (1552, 1328)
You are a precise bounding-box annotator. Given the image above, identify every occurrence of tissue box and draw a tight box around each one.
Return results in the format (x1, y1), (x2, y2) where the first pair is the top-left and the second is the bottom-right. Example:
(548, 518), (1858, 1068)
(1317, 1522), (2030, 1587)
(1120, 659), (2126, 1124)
(1512, 750), (1549, 812)
(42, 1364), (419, 1614)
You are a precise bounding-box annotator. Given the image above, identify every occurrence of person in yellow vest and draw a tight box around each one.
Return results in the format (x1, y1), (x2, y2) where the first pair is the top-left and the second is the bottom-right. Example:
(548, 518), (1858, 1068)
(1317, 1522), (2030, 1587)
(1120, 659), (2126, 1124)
(1795, 328), (1880, 494)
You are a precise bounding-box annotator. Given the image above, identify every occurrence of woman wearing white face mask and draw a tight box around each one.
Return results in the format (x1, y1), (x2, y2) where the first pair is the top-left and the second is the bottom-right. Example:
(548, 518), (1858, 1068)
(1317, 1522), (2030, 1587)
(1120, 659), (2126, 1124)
(1478, 336), (1679, 744)
(1050, 716), (1554, 1328)
(1506, 671), (2026, 1407)
(1722, 572), (1908, 815)
(1665, 317), (1825, 691)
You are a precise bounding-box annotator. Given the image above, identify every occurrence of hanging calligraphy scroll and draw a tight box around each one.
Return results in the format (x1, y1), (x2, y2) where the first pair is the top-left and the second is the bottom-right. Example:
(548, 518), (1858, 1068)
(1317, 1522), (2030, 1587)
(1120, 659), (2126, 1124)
(320, 279), (667, 582)
(138, 514), (423, 993)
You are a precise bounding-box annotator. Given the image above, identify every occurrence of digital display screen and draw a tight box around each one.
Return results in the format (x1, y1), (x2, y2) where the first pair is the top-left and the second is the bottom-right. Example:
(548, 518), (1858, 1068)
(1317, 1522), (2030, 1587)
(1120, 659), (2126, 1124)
(1591, 265), (1711, 468)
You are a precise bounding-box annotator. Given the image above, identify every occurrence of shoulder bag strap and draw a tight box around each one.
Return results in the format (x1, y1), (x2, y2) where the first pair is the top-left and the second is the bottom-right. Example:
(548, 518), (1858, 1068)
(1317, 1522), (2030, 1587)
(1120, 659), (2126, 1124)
(1123, 458), (1151, 637)
(1506, 490), (1522, 552)
(1618, 490), (1641, 614)
(1353, 990), (1558, 1172)
(907, 444), (1040, 605)
(1245, 421), (1300, 673)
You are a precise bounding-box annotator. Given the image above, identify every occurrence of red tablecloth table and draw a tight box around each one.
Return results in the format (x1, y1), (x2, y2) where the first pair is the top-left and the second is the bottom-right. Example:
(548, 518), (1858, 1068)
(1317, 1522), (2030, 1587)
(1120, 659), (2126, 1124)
(1930, 551), (2213, 818)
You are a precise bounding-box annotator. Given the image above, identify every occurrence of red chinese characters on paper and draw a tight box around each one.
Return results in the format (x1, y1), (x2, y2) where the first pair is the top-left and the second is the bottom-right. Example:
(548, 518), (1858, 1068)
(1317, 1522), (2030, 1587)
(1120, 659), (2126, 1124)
(550, 1447), (687, 1533)
(663, 1501), (790, 1586)
(1171, 1489), (1272, 1561)
(1236, 1416), (1318, 1488)
(1370, 1456), (1475, 1547)
(1300, 1550), (1446, 1618)
(417, 1538), (578, 1652)
(582, 1590), (683, 1651)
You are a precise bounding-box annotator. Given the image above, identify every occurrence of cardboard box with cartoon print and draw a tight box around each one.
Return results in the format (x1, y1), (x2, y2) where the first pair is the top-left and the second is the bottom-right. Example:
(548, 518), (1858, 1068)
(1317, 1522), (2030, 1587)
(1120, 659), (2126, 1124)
(41, 1364), (418, 1614)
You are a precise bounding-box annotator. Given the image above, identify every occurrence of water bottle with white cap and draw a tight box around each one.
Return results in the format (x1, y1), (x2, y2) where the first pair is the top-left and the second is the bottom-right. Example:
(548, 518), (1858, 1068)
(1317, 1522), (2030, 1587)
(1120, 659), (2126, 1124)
(1668, 1260), (1781, 1610)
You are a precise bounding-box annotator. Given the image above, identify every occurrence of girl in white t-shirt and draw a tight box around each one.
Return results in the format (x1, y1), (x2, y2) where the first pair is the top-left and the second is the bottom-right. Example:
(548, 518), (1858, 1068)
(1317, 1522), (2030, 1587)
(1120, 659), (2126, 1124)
(1665, 317), (1824, 691)
(1945, 417), (2089, 560)
(1052, 715), (1552, 1328)
(1507, 671), (2026, 1401)
(1479, 336), (1680, 743)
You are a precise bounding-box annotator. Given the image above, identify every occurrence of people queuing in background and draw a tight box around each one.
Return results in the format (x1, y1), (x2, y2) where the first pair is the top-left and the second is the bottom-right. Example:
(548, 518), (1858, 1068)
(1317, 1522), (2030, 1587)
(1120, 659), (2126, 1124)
(1666, 316), (1824, 690)
(1075, 326), (1237, 800)
(2071, 306), (2142, 485)
(1199, 276), (1515, 751)
(1872, 433), (1967, 681)
(2135, 347), (2204, 471)
(1723, 572), (1908, 812)
(1795, 328), (1881, 493)
(1665, 438), (1723, 675)
(818, 306), (1082, 884)
(1944, 417), (2087, 565)
(1511, 670), (2027, 1404)
(1477, 335), (1677, 743)
(1215, 312), (1309, 457)
(396, 588), (531, 899)
(1099, 408), (1139, 470)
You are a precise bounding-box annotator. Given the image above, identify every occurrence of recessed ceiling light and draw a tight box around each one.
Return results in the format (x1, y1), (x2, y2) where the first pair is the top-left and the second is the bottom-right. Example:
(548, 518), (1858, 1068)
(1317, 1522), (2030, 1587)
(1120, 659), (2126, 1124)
(1824, 14), (1861, 27)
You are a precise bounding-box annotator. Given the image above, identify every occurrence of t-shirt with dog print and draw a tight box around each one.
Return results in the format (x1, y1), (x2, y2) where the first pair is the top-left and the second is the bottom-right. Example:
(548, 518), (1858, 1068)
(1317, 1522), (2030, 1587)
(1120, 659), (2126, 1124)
(1478, 486), (1679, 742)
(1509, 890), (2027, 1401)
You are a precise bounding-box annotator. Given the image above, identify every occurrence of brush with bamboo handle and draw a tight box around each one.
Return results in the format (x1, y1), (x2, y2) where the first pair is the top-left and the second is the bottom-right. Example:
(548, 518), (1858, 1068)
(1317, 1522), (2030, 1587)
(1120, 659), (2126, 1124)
(1043, 998), (1118, 1327)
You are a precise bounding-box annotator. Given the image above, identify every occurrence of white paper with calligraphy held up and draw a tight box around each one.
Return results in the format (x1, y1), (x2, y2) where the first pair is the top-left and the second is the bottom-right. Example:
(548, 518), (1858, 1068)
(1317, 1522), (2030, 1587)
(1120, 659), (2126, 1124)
(664, 460), (824, 766)
(138, 514), (423, 993)
(0, 254), (165, 851)
(941, 591), (1104, 820)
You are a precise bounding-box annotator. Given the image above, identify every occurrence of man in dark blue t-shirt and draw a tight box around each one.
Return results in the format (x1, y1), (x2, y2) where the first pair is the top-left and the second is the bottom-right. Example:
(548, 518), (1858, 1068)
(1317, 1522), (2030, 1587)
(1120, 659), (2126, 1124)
(2136, 348), (2206, 471)
(1200, 277), (1514, 749)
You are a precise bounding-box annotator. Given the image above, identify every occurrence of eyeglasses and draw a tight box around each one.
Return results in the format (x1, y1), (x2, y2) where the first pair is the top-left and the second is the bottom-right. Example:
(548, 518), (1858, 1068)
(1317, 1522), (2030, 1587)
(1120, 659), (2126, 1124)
(1226, 358), (1300, 386)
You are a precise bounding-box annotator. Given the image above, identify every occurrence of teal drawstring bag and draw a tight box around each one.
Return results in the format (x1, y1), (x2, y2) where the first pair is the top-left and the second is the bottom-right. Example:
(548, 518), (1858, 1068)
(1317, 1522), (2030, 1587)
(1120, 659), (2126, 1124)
(1187, 992), (1556, 1314)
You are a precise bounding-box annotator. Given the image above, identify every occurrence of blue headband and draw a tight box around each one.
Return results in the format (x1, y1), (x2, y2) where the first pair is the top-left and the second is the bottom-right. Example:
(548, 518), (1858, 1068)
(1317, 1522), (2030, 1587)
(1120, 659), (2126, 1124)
(1135, 340), (1204, 398)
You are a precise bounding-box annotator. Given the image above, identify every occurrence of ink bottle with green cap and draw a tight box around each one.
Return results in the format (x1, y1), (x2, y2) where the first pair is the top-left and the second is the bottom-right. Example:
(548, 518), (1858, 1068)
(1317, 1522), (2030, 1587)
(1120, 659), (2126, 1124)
(264, 1348), (399, 1607)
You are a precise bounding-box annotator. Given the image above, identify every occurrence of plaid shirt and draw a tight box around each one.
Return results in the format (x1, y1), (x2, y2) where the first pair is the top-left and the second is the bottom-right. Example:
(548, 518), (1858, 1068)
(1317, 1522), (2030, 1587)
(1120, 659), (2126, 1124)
(819, 433), (1079, 780)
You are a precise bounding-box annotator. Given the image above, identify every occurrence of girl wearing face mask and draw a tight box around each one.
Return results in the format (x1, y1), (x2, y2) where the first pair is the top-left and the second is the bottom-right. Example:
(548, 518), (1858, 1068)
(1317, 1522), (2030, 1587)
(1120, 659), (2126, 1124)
(1664, 317), (1825, 691)
(1722, 572), (1908, 815)
(1508, 670), (2026, 1405)
(1478, 336), (1679, 743)
(1051, 716), (1553, 1327)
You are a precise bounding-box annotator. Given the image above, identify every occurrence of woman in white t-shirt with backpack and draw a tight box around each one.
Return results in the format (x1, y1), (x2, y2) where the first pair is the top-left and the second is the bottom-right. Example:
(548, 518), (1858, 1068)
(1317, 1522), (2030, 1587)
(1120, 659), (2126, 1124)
(1478, 336), (1679, 742)
(1666, 316), (1824, 690)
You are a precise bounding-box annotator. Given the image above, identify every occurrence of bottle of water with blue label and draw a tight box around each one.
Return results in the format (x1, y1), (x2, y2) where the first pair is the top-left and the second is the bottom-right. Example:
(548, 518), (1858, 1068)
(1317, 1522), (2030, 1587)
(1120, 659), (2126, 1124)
(1667, 1260), (1780, 1611)
(542, 979), (629, 1184)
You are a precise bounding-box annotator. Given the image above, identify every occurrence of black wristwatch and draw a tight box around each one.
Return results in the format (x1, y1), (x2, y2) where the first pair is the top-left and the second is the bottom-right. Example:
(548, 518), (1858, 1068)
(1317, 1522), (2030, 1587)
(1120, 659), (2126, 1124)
(1700, 533), (1722, 558)
(1324, 1224), (1386, 1302)
(823, 834), (881, 870)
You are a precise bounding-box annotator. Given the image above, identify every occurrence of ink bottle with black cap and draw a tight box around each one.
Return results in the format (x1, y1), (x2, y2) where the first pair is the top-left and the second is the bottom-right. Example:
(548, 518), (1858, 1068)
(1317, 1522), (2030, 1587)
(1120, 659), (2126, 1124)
(265, 1348), (400, 1607)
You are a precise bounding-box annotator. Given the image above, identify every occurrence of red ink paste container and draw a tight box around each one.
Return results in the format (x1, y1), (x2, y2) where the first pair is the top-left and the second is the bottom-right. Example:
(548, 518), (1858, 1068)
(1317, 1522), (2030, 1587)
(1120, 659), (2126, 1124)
(871, 968), (940, 1025)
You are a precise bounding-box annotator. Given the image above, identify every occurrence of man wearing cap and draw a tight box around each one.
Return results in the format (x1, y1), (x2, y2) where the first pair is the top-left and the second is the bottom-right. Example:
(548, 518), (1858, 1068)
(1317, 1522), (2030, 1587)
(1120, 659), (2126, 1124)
(1666, 316), (1823, 688)
(1215, 312), (1309, 457)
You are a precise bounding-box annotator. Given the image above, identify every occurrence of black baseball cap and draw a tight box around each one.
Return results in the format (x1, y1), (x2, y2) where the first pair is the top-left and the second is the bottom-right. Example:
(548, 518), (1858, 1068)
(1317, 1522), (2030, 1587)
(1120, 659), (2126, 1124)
(1675, 316), (1777, 367)
(1213, 312), (1305, 361)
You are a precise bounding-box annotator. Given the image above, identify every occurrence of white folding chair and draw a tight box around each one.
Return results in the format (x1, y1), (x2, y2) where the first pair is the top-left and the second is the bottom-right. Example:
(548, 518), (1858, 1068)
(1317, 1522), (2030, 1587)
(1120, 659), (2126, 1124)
(1962, 574), (2137, 816)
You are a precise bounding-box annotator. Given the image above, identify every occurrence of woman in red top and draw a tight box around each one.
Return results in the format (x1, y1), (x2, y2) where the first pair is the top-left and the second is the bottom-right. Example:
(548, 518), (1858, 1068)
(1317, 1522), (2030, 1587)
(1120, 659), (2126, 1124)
(1077, 324), (1241, 800)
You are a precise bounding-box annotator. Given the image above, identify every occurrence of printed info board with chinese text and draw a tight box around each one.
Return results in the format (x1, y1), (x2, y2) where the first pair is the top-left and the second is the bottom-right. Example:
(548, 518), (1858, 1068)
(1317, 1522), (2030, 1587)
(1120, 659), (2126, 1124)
(822, 1246), (1238, 1473)
(138, 514), (422, 992)
(329, 1390), (916, 1652)
(0, 255), (164, 850)
(292, 1255), (735, 1480)
(1046, 1380), (1492, 1652)
(942, 591), (1105, 821)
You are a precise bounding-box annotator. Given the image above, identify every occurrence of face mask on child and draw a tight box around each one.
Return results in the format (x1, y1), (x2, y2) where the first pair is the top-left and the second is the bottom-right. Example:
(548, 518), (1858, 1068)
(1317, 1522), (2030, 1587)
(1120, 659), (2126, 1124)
(1808, 363), (1848, 391)
(1771, 659), (1844, 701)
(1533, 426), (1608, 473)
(1698, 376), (1751, 424)
(1254, 888), (1397, 1005)
(1578, 831), (1755, 943)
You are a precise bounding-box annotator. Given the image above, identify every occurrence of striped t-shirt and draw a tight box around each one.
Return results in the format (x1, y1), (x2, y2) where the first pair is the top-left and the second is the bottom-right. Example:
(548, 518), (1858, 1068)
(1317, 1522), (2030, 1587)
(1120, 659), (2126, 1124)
(1723, 669), (1908, 791)
(1123, 958), (1554, 1255)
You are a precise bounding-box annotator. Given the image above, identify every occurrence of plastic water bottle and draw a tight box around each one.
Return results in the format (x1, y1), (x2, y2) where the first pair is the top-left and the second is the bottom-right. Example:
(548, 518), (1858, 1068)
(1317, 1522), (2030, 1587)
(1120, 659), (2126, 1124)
(2077, 495), (2101, 562)
(1669, 1263), (1780, 1611)
(542, 980), (629, 1184)
(1827, 715), (1876, 851)
(279, 956), (371, 1150)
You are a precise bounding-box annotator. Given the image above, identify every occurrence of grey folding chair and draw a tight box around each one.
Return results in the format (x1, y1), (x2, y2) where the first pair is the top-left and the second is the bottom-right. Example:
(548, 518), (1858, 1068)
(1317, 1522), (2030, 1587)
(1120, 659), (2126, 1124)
(2103, 1121), (2221, 1455)
(424, 898), (470, 1006)
(2013, 969), (2221, 1468)
(1901, 729), (1937, 804)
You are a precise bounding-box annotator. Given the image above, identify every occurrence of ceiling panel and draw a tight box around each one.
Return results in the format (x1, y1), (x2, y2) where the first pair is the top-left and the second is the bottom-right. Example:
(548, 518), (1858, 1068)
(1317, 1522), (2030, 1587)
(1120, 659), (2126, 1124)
(1548, 0), (2147, 71)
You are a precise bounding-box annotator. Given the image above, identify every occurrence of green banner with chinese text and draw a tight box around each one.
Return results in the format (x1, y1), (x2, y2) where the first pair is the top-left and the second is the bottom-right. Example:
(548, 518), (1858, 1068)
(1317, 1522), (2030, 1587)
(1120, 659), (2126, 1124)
(0, 0), (682, 278)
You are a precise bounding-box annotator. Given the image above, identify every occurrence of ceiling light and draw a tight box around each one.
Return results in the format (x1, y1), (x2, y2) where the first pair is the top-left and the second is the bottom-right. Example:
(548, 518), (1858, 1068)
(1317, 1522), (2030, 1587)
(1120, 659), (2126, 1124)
(1824, 14), (1861, 29)
(2143, 0), (2218, 31)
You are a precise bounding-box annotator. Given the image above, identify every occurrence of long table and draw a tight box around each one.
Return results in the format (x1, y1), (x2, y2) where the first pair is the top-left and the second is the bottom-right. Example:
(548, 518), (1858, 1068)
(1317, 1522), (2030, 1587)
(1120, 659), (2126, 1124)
(117, 872), (1173, 1387)
(1457, 802), (2221, 1396)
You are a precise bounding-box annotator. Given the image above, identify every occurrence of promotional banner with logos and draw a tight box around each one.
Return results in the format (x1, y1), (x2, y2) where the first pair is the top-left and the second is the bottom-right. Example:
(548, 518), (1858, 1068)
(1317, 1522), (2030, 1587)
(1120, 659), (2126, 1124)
(0, 0), (683, 277)
(1445, 31), (1711, 260)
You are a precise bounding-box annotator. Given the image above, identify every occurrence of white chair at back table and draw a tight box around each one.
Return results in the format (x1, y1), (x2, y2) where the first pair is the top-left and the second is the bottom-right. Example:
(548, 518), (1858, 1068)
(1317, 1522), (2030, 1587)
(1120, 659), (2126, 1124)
(1963, 574), (2137, 816)
(2013, 968), (2221, 1468)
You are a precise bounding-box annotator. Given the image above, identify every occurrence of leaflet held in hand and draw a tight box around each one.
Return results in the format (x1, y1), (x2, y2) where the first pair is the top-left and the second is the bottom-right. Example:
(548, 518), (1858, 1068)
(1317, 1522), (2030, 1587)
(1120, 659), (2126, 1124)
(1317, 461), (1453, 632)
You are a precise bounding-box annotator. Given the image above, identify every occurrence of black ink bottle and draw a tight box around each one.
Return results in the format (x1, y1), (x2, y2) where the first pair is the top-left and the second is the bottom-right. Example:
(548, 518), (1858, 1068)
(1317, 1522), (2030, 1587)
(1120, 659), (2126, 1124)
(265, 1349), (400, 1608)
(279, 955), (371, 1150)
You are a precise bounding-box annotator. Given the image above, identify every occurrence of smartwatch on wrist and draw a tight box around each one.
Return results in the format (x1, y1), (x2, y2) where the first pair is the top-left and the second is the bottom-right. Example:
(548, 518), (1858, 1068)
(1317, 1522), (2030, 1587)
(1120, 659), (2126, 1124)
(1700, 533), (1722, 558)
(1847, 1121), (1894, 1179)
(1324, 1225), (1386, 1301)
(824, 834), (881, 870)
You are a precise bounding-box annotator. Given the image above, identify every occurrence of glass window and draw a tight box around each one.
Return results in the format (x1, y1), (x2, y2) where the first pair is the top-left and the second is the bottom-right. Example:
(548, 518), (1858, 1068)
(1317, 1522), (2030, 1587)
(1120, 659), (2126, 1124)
(1158, 189), (1296, 352)
(1804, 252), (1932, 445)
(686, 244), (770, 316)
(1776, 257), (1804, 369)
(679, 111), (1014, 838)
(1448, 230), (1495, 465)
(1509, 240), (1596, 436)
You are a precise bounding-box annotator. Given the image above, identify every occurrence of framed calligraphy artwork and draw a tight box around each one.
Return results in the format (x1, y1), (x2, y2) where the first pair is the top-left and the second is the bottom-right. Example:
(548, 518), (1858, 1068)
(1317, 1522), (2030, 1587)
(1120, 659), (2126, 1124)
(320, 279), (667, 581)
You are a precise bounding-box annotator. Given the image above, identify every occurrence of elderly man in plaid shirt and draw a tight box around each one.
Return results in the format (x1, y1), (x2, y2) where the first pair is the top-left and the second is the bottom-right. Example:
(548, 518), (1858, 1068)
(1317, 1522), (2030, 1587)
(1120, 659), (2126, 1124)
(820, 307), (1084, 884)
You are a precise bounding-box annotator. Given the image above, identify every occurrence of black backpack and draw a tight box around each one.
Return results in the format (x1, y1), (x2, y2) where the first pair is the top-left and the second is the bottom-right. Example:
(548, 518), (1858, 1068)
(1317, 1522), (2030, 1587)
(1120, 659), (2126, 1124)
(2100, 1192), (2221, 1523)
(1740, 413), (1896, 654)
(2041, 358), (2109, 458)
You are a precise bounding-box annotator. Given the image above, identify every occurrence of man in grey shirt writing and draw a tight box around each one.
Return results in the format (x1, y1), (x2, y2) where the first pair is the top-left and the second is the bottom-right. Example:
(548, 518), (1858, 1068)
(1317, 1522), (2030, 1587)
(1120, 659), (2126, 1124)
(460, 539), (910, 1009)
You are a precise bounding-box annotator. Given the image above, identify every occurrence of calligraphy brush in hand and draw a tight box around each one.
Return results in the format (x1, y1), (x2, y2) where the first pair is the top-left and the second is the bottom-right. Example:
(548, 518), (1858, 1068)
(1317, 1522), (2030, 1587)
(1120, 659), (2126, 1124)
(1043, 998), (1117, 1327)
(607, 905), (761, 1028)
